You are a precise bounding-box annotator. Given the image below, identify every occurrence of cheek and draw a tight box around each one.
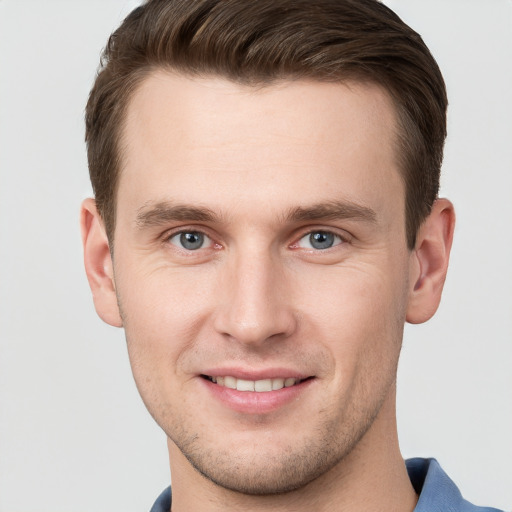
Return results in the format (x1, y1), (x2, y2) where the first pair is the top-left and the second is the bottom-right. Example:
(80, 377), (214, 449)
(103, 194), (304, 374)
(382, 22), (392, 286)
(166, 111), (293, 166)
(294, 261), (408, 377)
(115, 263), (218, 382)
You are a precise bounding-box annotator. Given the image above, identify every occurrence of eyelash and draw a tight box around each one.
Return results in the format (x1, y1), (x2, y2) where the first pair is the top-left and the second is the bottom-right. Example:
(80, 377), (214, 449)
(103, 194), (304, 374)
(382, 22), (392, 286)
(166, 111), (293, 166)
(292, 230), (347, 251)
(163, 227), (349, 253)
(165, 230), (217, 252)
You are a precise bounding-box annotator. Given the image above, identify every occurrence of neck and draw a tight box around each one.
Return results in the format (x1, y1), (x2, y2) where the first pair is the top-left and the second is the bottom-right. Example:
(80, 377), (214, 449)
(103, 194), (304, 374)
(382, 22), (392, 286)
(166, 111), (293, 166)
(167, 388), (417, 512)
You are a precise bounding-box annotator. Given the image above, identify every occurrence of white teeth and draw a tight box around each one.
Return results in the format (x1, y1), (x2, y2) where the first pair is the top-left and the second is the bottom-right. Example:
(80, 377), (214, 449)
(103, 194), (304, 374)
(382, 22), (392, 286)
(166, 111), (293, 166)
(255, 379), (272, 392)
(209, 376), (300, 392)
(224, 376), (237, 389)
(284, 378), (296, 388)
(236, 379), (255, 392)
(272, 378), (285, 390)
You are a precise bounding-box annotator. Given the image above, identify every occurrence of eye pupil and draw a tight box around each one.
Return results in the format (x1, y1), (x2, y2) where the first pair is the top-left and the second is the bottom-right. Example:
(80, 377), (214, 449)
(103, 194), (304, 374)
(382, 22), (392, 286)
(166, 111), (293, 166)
(309, 231), (335, 250)
(180, 232), (204, 250)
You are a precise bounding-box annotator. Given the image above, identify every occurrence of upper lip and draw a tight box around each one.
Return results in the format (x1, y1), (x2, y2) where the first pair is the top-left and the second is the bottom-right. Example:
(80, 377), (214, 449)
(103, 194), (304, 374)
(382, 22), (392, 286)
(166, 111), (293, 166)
(200, 367), (311, 381)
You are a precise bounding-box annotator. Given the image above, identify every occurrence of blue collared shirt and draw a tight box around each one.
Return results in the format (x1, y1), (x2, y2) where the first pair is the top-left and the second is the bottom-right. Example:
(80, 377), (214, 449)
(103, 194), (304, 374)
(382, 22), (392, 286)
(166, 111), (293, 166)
(407, 458), (503, 512)
(150, 458), (504, 512)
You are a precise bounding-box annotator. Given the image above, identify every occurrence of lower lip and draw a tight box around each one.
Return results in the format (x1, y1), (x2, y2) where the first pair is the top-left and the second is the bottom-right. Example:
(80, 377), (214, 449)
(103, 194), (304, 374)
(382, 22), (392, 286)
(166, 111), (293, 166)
(201, 378), (314, 414)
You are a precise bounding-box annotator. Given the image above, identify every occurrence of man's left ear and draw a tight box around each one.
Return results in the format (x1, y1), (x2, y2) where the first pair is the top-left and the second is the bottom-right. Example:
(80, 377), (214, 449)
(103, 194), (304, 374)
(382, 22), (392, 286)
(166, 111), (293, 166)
(406, 198), (455, 324)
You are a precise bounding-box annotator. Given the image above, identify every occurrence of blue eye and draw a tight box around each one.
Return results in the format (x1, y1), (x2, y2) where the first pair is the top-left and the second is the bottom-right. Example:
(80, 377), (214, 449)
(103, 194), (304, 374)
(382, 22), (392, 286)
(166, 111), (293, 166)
(169, 231), (210, 250)
(298, 231), (342, 250)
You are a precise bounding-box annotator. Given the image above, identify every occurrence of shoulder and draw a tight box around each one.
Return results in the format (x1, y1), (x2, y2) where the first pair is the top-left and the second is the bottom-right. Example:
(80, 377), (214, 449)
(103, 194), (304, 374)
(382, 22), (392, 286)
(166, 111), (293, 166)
(149, 485), (172, 512)
(407, 458), (505, 512)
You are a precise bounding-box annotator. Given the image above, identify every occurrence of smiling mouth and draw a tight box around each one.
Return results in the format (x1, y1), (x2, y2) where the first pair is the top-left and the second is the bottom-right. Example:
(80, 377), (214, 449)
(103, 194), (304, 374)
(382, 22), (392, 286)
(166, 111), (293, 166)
(201, 375), (311, 392)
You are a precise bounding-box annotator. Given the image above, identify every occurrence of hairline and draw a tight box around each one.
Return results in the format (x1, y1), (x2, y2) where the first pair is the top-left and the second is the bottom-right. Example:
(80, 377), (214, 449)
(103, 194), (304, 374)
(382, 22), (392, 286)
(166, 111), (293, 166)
(108, 67), (415, 251)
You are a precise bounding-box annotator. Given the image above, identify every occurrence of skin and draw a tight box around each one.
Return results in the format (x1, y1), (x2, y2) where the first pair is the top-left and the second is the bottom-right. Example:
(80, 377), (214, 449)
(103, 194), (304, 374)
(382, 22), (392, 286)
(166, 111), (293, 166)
(82, 72), (455, 511)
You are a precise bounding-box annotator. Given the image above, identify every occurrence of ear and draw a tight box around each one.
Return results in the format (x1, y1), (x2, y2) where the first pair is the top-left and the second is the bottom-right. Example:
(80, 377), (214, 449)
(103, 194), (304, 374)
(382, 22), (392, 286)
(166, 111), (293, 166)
(80, 198), (123, 327)
(406, 198), (455, 324)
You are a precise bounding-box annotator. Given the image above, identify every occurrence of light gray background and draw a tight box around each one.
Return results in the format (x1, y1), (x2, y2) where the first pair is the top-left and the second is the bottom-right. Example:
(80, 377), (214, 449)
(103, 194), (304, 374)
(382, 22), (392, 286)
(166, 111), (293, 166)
(0, 1), (510, 511)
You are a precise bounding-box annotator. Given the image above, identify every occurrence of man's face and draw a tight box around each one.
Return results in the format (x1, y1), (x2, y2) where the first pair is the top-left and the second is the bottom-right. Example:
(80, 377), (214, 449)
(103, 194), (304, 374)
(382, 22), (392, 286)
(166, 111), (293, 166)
(112, 73), (415, 493)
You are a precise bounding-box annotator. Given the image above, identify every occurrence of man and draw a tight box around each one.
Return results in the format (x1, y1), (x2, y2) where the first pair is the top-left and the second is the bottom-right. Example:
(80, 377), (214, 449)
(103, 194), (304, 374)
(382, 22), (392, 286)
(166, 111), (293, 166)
(80, 1), (503, 511)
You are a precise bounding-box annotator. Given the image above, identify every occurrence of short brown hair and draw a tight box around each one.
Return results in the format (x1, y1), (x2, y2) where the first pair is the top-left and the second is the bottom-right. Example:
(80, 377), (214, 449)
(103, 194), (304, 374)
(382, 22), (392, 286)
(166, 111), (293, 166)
(85, 0), (447, 249)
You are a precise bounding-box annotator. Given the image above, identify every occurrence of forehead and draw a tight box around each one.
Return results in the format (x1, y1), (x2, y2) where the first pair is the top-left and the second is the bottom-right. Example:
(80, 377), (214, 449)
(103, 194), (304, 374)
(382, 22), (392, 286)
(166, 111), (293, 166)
(118, 71), (404, 229)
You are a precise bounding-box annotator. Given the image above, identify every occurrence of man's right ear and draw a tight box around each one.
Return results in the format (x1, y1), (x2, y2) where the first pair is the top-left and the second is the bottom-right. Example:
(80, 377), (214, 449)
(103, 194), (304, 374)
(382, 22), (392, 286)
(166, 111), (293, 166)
(80, 198), (123, 327)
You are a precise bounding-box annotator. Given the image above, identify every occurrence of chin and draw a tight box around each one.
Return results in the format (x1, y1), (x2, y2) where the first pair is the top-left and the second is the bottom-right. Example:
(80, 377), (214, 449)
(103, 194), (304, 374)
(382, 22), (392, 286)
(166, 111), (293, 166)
(168, 420), (366, 496)
(187, 447), (339, 495)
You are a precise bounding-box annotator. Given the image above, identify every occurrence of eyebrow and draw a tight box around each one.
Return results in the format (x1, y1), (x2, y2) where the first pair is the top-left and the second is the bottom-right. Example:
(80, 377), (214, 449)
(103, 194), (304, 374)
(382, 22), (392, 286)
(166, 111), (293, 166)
(284, 200), (377, 224)
(135, 199), (377, 229)
(135, 201), (219, 228)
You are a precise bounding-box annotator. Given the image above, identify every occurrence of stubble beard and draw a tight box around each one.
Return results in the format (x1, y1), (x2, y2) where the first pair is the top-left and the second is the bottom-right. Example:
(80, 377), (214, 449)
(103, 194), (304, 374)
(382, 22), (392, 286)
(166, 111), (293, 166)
(164, 389), (390, 496)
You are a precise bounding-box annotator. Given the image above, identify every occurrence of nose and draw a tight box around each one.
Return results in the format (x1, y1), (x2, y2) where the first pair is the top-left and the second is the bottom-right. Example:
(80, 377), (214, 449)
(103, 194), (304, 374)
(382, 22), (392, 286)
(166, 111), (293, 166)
(213, 250), (297, 346)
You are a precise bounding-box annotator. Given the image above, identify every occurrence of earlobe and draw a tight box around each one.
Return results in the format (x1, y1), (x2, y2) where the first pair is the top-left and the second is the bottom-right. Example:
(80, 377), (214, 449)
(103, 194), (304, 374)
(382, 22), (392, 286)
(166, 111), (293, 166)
(80, 198), (123, 327)
(406, 198), (455, 324)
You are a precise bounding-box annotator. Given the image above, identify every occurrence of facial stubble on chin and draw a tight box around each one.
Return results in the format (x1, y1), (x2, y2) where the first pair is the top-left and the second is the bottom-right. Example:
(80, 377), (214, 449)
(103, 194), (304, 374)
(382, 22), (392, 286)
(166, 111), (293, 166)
(163, 383), (394, 497)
